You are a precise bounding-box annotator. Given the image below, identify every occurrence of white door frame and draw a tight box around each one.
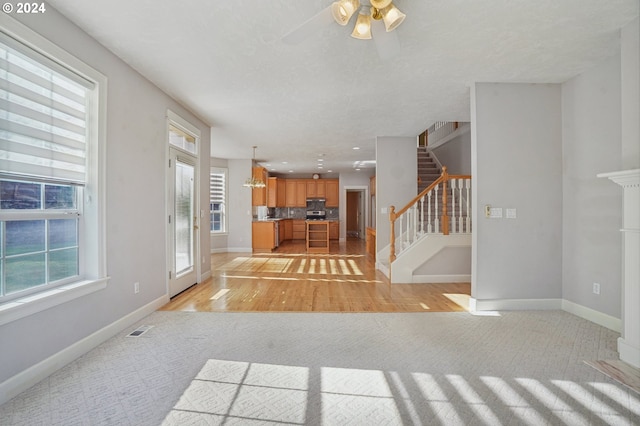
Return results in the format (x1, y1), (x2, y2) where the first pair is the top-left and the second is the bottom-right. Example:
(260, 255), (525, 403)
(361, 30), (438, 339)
(166, 110), (201, 298)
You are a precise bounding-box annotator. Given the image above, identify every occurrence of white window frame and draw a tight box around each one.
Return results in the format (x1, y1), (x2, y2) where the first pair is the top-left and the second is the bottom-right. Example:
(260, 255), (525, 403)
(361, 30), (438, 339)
(0, 14), (108, 326)
(210, 167), (227, 234)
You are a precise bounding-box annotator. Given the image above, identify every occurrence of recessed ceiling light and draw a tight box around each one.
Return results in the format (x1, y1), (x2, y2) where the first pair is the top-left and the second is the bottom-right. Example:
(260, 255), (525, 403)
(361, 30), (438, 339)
(318, 166), (323, 169)
(317, 158), (324, 162)
(353, 147), (360, 150)
(327, 170), (333, 172)
(282, 161), (288, 164)
(356, 168), (361, 171)
(288, 170), (293, 173)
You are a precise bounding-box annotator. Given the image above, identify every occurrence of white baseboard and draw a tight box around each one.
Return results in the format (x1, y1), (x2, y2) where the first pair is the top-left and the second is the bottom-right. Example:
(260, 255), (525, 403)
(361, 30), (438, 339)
(225, 247), (253, 253)
(469, 297), (562, 311)
(210, 248), (228, 254)
(469, 297), (621, 333)
(562, 299), (621, 332)
(199, 270), (212, 282)
(618, 337), (640, 369)
(0, 294), (169, 406)
(412, 274), (471, 283)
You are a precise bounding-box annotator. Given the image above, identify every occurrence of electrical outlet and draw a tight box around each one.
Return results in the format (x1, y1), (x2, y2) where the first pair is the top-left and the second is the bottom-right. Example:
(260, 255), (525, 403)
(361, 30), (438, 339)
(134, 282), (140, 294)
(593, 282), (600, 295)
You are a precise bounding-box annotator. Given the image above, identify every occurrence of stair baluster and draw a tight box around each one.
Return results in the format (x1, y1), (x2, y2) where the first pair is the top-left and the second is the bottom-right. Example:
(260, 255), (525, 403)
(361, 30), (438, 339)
(450, 178), (457, 234)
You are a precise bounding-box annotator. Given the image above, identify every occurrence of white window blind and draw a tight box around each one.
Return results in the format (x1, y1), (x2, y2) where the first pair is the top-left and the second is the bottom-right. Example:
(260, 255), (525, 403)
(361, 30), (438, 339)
(210, 171), (225, 205)
(0, 32), (94, 185)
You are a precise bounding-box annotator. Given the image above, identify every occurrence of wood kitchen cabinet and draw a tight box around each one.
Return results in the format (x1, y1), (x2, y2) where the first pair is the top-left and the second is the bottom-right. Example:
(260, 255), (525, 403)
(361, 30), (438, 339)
(306, 221), (329, 253)
(283, 219), (293, 240)
(252, 221), (275, 251)
(267, 177), (286, 208)
(285, 180), (306, 207)
(306, 179), (326, 198)
(251, 167), (268, 206)
(329, 221), (339, 240)
(325, 179), (339, 207)
(292, 219), (306, 240)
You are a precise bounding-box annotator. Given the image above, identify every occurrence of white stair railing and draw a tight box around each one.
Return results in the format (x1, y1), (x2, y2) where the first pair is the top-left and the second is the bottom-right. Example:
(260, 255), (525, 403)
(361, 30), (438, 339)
(389, 167), (472, 264)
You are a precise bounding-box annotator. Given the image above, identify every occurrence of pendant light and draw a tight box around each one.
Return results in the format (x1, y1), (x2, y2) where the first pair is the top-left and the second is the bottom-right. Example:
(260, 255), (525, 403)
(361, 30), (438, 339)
(243, 146), (266, 188)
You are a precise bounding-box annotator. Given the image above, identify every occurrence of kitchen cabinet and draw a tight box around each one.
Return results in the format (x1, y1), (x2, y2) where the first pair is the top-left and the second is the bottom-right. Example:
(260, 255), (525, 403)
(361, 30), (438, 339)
(307, 221), (329, 253)
(251, 167), (268, 206)
(306, 179), (326, 198)
(267, 177), (286, 208)
(329, 221), (339, 240)
(252, 221), (275, 251)
(285, 180), (306, 207)
(283, 219), (293, 240)
(325, 179), (339, 207)
(292, 219), (306, 240)
(278, 220), (285, 244)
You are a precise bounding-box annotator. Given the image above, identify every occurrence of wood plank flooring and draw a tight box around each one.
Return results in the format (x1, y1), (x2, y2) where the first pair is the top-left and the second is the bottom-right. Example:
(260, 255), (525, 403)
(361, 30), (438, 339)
(160, 238), (471, 313)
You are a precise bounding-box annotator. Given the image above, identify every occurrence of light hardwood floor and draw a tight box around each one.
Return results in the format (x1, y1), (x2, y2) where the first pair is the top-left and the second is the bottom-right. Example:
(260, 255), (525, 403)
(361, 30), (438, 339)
(160, 238), (471, 313)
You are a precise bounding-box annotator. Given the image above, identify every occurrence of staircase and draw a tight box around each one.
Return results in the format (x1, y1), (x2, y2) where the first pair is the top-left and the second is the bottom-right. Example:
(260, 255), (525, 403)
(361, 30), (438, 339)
(417, 147), (440, 194)
(382, 167), (472, 283)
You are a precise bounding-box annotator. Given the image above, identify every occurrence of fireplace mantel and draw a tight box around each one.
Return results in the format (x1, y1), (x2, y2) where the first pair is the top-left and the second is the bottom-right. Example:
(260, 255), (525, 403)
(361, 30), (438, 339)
(598, 168), (640, 368)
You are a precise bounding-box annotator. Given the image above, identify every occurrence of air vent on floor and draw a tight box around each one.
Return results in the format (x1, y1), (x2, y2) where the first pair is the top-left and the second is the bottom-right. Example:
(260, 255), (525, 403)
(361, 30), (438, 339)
(127, 325), (154, 337)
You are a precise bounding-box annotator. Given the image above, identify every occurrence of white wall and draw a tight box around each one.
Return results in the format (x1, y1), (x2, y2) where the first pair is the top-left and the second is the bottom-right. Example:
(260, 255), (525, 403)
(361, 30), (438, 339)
(562, 55), (623, 318)
(375, 137), (417, 259)
(0, 10), (211, 385)
(471, 83), (563, 303)
(227, 159), (253, 251)
(621, 17), (639, 170)
(430, 129), (471, 175)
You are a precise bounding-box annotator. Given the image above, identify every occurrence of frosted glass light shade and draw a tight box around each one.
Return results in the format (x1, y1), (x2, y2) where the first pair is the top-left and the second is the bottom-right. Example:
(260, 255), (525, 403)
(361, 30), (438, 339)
(380, 4), (406, 32)
(331, 0), (360, 26)
(351, 12), (372, 39)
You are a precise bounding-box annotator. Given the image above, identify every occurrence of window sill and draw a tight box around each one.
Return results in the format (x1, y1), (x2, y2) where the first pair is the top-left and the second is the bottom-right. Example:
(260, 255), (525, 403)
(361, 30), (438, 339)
(211, 232), (228, 236)
(0, 277), (109, 327)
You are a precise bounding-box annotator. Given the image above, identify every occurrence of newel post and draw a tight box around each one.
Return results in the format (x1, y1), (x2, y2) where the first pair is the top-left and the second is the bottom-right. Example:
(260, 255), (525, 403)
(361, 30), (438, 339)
(441, 166), (449, 235)
(389, 205), (397, 263)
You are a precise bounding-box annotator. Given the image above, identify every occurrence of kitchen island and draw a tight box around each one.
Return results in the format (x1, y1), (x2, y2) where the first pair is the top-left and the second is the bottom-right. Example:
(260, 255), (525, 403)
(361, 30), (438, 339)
(306, 220), (330, 253)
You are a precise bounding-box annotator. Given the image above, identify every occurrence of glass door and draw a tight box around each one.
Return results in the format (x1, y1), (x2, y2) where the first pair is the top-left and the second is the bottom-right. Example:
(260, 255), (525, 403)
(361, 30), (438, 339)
(168, 148), (198, 297)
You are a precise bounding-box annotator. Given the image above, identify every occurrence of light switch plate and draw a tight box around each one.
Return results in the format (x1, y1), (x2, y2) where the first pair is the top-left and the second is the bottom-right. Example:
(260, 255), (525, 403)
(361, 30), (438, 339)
(506, 208), (517, 219)
(489, 207), (503, 218)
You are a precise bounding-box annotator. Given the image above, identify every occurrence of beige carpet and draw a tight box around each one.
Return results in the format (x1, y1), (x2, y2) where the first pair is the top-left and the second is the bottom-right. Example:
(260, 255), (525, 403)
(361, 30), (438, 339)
(1, 310), (639, 425)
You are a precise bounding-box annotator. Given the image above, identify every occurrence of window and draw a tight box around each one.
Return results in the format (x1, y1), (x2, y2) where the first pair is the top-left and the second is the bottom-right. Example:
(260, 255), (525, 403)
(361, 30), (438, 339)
(210, 168), (226, 233)
(0, 17), (106, 316)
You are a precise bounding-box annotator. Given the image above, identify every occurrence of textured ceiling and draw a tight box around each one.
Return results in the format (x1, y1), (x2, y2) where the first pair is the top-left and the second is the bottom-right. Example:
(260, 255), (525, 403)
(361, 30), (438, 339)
(47, 0), (638, 175)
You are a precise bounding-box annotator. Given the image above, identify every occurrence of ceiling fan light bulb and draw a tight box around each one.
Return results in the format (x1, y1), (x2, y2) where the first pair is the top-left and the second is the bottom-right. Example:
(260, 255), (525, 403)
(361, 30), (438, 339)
(331, 0), (360, 26)
(351, 12), (372, 39)
(381, 4), (406, 32)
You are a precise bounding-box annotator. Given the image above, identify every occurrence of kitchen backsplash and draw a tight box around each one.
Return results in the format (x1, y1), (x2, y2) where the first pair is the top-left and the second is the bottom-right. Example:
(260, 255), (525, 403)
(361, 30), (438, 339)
(274, 207), (339, 220)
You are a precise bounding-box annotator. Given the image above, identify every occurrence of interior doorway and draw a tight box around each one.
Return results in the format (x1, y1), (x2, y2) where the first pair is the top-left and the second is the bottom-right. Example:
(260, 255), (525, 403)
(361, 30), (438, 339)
(346, 189), (365, 239)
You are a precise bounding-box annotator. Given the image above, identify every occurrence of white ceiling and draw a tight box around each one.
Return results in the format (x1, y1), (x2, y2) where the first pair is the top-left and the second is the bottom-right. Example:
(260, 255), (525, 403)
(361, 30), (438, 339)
(47, 0), (637, 175)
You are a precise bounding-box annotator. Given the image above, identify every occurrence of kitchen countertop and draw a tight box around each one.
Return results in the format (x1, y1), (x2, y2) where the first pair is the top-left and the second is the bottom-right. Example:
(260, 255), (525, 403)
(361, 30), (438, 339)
(253, 218), (339, 222)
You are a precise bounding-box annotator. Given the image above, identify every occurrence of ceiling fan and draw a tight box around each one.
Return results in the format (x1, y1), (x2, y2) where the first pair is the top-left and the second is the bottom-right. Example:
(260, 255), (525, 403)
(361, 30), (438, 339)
(282, 0), (405, 60)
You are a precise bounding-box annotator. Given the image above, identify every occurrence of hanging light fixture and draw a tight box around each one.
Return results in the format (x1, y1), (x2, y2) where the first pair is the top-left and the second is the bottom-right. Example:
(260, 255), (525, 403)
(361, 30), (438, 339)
(331, 0), (360, 26)
(243, 146), (266, 188)
(351, 10), (372, 39)
(332, 0), (405, 39)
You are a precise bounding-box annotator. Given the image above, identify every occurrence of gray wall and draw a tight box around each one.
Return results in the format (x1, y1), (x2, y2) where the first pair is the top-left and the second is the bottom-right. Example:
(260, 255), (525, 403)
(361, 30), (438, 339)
(375, 137), (417, 256)
(562, 55), (622, 317)
(430, 129), (472, 175)
(471, 83), (563, 301)
(227, 159), (253, 251)
(621, 17), (639, 170)
(1, 9), (211, 383)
